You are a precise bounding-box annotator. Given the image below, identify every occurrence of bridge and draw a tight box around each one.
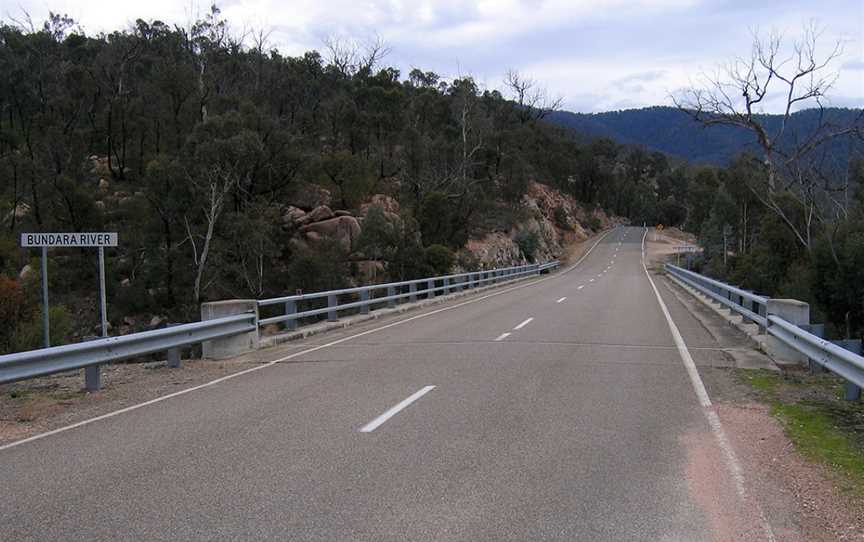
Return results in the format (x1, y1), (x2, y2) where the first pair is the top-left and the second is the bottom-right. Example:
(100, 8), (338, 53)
(0, 226), (856, 540)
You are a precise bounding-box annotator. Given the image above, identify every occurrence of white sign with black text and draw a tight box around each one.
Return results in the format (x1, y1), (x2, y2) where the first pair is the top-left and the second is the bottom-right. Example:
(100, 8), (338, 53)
(20, 232), (118, 248)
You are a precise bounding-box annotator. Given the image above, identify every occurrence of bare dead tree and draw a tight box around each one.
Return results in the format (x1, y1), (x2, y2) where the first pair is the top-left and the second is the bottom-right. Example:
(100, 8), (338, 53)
(182, 164), (240, 303)
(323, 34), (391, 77)
(673, 22), (862, 250)
(505, 68), (564, 123)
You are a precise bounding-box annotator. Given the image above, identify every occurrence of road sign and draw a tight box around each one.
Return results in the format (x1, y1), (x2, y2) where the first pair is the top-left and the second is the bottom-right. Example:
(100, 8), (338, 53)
(20, 232), (118, 348)
(673, 245), (700, 253)
(21, 232), (118, 247)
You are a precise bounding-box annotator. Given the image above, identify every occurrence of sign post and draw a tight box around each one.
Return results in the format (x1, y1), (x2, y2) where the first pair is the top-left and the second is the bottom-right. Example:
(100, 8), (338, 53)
(98, 246), (108, 337)
(21, 232), (119, 348)
(41, 246), (49, 347)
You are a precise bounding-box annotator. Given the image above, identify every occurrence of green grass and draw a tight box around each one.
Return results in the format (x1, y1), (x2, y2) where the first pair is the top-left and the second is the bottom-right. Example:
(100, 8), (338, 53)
(736, 368), (864, 494)
(772, 402), (864, 489)
(738, 370), (781, 394)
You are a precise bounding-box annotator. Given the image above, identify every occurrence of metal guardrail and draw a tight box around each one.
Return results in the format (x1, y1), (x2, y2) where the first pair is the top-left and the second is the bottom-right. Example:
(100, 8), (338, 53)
(0, 259), (560, 389)
(0, 313), (257, 386)
(666, 264), (768, 327)
(665, 263), (864, 397)
(767, 316), (864, 389)
(258, 261), (560, 328)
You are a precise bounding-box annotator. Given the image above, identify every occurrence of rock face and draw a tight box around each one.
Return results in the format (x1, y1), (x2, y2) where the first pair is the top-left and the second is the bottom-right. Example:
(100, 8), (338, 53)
(299, 215), (361, 251)
(304, 205), (335, 224)
(460, 181), (622, 268)
(465, 234), (527, 268)
(282, 206), (306, 228)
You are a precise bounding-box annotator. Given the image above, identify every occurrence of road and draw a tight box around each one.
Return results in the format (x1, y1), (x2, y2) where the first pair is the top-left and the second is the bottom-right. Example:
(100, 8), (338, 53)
(0, 226), (775, 541)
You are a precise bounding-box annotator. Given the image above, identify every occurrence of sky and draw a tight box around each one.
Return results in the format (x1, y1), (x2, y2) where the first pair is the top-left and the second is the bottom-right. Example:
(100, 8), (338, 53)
(2, 0), (862, 113)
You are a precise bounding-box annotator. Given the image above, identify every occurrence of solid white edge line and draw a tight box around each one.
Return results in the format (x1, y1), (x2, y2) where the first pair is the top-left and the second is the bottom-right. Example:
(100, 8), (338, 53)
(494, 332), (511, 341)
(556, 297), (567, 303)
(640, 228), (776, 542)
(359, 385), (436, 433)
(513, 317), (534, 330)
(1, 229), (617, 453)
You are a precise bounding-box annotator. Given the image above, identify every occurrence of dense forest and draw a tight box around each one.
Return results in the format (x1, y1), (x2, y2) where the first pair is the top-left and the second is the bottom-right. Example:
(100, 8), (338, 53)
(0, 9), (691, 352)
(1, 9), (863, 355)
(548, 106), (863, 167)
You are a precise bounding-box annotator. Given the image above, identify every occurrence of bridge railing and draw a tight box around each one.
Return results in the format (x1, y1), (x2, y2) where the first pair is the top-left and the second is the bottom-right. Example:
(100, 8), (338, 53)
(0, 260), (559, 390)
(666, 264), (769, 328)
(0, 313), (257, 388)
(258, 261), (560, 329)
(665, 263), (863, 399)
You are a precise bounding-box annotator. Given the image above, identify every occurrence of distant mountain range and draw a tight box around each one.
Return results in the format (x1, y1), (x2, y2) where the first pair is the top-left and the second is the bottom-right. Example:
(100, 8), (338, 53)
(546, 106), (862, 167)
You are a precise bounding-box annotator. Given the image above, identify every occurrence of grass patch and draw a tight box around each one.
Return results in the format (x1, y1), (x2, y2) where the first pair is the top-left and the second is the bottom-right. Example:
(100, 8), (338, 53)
(736, 368), (864, 494)
(738, 370), (781, 394)
(772, 402), (864, 490)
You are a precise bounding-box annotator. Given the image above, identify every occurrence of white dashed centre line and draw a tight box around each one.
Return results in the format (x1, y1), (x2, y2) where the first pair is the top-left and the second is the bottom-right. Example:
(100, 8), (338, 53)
(589, 279), (595, 283)
(513, 317), (534, 330)
(578, 285), (585, 290)
(556, 297), (567, 303)
(359, 385), (436, 433)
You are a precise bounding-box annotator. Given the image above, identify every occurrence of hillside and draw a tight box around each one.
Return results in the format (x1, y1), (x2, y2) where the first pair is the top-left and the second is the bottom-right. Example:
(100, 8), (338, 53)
(547, 106), (863, 166)
(1, 13), (640, 352)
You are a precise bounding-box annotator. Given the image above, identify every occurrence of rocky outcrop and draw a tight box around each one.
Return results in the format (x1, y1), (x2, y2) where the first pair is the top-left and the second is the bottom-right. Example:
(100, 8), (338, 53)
(302, 205), (335, 224)
(298, 215), (361, 251)
(460, 181), (622, 268)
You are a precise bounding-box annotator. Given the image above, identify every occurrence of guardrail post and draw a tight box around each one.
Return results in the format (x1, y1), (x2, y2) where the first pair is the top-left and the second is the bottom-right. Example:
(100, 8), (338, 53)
(360, 290), (370, 314)
(201, 300), (260, 359)
(85, 365), (101, 391)
(427, 279), (435, 299)
(443, 277), (450, 294)
(829, 339), (862, 400)
(800, 324), (827, 374)
(409, 282), (417, 302)
(756, 302), (768, 334)
(166, 323), (182, 368)
(741, 291), (754, 324)
(387, 286), (397, 308)
(80, 335), (102, 391)
(284, 300), (298, 331)
(327, 294), (338, 321)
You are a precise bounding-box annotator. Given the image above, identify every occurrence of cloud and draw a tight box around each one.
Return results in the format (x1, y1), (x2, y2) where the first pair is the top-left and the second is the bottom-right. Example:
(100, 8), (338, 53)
(3, 0), (861, 113)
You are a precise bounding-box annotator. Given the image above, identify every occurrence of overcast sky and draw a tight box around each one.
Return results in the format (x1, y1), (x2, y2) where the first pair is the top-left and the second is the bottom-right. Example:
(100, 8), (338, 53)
(3, 0), (863, 113)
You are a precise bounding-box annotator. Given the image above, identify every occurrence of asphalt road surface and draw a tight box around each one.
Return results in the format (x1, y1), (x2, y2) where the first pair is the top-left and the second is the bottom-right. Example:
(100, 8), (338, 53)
(0, 226), (776, 541)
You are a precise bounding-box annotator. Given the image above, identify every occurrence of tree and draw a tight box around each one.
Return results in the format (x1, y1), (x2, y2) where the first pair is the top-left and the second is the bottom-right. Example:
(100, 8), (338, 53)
(674, 22), (863, 250)
(504, 69), (563, 123)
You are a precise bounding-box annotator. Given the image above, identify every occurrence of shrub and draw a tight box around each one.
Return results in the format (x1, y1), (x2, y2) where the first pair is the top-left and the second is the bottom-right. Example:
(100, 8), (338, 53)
(425, 244), (454, 275)
(514, 230), (541, 262)
(11, 305), (74, 352)
(553, 206), (570, 229)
